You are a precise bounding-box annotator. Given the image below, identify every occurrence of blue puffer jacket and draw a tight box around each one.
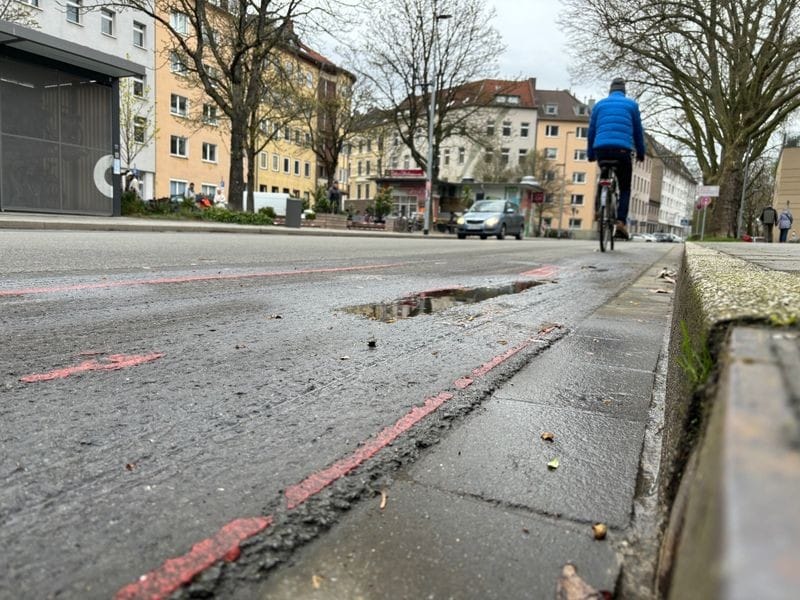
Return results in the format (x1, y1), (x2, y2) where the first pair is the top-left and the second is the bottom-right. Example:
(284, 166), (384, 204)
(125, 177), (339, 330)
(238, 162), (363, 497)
(587, 91), (646, 160)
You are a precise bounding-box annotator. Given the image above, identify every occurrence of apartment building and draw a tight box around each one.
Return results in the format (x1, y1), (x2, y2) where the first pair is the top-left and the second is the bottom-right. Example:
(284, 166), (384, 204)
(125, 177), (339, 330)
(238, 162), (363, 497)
(533, 89), (595, 235)
(774, 138), (800, 228)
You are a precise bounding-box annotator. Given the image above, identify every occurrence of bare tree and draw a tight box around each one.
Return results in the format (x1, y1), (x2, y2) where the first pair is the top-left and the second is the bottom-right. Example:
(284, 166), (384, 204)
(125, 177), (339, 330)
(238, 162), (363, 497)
(348, 0), (504, 183)
(560, 0), (800, 236)
(0, 0), (39, 26)
(118, 78), (157, 175)
(97, 0), (333, 211)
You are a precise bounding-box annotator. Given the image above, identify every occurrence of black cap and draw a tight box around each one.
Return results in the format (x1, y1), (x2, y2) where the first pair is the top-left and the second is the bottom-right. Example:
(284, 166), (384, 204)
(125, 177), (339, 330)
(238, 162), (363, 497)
(609, 77), (626, 93)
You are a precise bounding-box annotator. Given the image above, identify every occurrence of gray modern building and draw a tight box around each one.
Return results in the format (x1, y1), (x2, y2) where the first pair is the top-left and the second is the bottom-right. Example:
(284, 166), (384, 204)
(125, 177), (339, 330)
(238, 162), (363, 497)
(0, 21), (143, 215)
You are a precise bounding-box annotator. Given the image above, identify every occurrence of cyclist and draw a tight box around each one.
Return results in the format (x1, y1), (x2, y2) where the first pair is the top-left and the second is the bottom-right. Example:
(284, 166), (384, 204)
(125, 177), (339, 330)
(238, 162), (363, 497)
(587, 77), (646, 240)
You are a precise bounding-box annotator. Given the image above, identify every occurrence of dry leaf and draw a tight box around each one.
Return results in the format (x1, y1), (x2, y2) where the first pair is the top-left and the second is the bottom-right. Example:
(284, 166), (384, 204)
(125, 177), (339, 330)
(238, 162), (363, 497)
(498, 339), (508, 345)
(311, 574), (323, 589)
(592, 523), (607, 540)
(367, 340), (377, 348)
(379, 490), (387, 510)
(556, 564), (602, 600)
(125, 463), (136, 471)
(541, 432), (555, 442)
(547, 458), (560, 470)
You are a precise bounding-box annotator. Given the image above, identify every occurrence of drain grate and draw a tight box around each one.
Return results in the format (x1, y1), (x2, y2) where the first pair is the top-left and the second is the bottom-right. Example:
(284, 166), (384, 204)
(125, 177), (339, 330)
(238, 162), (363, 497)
(344, 280), (545, 322)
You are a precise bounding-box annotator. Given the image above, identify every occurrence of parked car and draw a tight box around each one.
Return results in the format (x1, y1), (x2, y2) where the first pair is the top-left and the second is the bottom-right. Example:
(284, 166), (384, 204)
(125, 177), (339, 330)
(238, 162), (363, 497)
(630, 233), (656, 242)
(652, 232), (684, 243)
(456, 200), (525, 240)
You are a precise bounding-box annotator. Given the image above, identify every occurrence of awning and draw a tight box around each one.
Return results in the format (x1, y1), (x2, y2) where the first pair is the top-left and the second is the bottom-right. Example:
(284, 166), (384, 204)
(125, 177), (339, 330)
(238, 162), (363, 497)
(0, 21), (145, 78)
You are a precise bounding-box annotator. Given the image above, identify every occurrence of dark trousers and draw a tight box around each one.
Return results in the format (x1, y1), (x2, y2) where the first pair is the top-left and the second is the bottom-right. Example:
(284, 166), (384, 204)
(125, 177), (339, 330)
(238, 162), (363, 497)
(764, 225), (774, 242)
(595, 148), (632, 223)
(780, 228), (789, 243)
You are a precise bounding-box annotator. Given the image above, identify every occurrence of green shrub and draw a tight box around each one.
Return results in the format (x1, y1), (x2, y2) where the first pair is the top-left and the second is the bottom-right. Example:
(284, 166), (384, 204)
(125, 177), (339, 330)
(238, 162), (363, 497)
(258, 206), (276, 219)
(121, 191), (146, 215)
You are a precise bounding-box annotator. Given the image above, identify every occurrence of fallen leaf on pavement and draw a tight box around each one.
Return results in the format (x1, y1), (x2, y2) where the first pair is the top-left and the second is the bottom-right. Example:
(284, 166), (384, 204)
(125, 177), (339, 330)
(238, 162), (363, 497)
(125, 463), (136, 471)
(498, 339), (508, 345)
(651, 289), (671, 294)
(367, 340), (377, 348)
(380, 490), (387, 510)
(592, 523), (607, 540)
(556, 563), (609, 600)
(547, 458), (560, 470)
(312, 574), (323, 589)
(541, 432), (555, 442)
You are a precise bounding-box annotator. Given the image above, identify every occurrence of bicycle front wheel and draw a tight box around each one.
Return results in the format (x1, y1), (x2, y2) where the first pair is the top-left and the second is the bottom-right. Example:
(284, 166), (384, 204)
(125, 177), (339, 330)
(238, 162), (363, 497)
(599, 188), (612, 252)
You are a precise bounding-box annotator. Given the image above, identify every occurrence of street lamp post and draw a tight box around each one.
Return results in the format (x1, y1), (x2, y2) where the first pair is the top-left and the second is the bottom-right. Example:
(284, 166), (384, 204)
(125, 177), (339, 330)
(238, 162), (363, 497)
(423, 10), (451, 235)
(557, 130), (574, 236)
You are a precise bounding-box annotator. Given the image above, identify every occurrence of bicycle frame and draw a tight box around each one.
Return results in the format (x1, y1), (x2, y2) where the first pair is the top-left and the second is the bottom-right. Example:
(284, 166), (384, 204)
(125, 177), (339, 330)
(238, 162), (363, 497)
(596, 164), (618, 252)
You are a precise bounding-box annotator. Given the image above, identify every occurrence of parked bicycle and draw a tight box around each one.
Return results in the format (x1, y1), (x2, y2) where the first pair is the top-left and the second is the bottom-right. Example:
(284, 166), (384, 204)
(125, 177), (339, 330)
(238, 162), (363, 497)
(595, 159), (620, 252)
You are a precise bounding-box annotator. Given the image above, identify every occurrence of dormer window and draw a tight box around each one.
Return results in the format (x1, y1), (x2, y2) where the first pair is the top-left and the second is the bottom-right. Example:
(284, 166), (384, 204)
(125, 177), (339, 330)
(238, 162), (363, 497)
(576, 105), (589, 116)
(545, 103), (558, 115)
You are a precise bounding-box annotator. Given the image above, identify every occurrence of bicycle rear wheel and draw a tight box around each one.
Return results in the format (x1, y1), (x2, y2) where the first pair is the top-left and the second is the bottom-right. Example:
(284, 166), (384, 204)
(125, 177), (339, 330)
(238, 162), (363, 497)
(599, 187), (612, 252)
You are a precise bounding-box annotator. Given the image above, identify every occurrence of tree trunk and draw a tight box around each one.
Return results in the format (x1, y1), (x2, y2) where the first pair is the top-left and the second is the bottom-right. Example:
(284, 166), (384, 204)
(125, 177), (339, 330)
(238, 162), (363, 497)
(228, 120), (246, 212)
(245, 147), (257, 213)
(709, 147), (746, 238)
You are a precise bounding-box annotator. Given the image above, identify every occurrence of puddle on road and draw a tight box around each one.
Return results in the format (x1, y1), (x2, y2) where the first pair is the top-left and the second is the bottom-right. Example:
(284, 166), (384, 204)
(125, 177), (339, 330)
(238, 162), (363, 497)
(344, 280), (545, 322)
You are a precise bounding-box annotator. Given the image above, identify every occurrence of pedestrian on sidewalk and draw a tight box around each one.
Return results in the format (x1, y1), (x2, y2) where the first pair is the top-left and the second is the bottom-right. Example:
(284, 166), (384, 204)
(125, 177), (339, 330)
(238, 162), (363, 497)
(778, 205), (793, 243)
(759, 204), (777, 242)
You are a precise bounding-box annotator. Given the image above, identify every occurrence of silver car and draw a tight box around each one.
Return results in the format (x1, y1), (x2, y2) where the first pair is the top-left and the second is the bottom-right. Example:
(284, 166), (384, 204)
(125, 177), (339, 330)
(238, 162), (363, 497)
(456, 200), (525, 240)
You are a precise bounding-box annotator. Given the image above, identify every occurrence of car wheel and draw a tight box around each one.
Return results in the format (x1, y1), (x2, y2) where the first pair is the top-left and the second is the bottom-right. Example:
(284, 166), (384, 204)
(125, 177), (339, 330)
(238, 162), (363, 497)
(480, 234), (487, 240)
(497, 224), (506, 240)
(515, 227), (523, 240)
(457, 232), (466, 239)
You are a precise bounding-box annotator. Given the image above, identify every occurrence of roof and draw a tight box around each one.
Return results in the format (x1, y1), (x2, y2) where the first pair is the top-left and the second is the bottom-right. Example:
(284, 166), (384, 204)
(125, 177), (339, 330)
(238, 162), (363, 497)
(0, 21), (144, 78)
(534, 89), (591, 122)
(294, 40), (355, 82)
(448, 78), (537, 109)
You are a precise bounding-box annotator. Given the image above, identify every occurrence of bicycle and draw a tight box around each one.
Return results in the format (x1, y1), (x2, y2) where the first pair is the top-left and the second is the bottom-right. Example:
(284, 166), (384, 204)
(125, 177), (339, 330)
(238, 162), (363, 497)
(595, 159), (620, 252)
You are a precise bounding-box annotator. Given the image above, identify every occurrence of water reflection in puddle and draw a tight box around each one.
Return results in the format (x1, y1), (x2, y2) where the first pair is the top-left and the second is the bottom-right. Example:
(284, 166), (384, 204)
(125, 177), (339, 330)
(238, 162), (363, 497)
(344, 280), (545, 322)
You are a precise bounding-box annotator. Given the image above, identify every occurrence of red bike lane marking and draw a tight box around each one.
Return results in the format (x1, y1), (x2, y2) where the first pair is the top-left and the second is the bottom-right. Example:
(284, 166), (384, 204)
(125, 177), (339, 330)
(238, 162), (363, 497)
(115, 325), (562, 599)
(19, 353), (165, 383)
(520, 265), (558, 278)
(0, 263), (405, 297)
(114, 516), (271, 600)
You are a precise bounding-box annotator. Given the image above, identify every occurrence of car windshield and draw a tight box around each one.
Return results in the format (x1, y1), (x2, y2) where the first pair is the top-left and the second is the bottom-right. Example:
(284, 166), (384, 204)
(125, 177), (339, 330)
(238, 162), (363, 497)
(470, 200), (505, 213)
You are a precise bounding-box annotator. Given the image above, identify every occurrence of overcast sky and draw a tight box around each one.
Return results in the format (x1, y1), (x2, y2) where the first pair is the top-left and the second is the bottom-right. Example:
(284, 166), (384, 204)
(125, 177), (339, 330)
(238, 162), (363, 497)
(488, 0), (601, 101)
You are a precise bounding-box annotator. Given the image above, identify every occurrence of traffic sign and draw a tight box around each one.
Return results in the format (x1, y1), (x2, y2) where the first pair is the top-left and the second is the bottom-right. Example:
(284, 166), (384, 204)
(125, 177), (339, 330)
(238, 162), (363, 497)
(697, 185), (720, 197)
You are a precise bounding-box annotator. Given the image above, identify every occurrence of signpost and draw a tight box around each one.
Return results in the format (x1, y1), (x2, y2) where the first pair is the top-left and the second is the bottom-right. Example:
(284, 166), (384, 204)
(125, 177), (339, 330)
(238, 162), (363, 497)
(696, 186), (720, 241)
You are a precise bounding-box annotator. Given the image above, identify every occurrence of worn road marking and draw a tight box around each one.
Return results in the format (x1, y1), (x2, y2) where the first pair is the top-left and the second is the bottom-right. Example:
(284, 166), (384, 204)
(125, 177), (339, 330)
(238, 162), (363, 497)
(19, 353), (165, 383)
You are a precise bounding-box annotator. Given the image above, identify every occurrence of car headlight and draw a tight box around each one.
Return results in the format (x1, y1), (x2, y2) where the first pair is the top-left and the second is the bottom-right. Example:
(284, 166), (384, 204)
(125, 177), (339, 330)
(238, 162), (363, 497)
(456, 216), (465, 225)
(485, 217), (499, 227)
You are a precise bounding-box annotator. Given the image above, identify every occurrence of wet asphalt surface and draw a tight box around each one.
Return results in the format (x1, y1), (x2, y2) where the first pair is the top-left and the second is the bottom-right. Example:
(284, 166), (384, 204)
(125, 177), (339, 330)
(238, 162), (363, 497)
(0, 231), (677, 598)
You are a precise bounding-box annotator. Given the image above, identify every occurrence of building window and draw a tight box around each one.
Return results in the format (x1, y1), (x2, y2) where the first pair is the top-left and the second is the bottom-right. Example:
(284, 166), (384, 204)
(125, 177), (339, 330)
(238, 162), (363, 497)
(545, 147), (557, 159)
(576, 126), (588, 138)
(20, 0), (38, 6)
(366, 160), (371, 175)
(403, 155), (410, 169)
(573, 172), (587, 183)
(545, 103), (558, 115)
(170, 180), (188, 197)
(170, 52), (188, 75)
(294, 160), (300, 175)
(131, 76), (145, 98)
(367, 139), (372, 152)
(202, 142), (217, 162)
(356, 184), (362, 199)
(518, 148), (528, 161)
(133, 117), (146, 144)
(484, 149), (494, 164)
(486, 120), (495, 136)
(283, 157), (290, 173)
(200, 184), (215, 197)
(574, 149), (587, 161)
(170, 135), (187, 157)
(294, 129), (301, 145)
(365, 184), (371, 199)
(545, 125), (559, 137)
(458, 147), (465, 165)
(100, 9), (115, 36)
(571, 194), (585, 205)
(502, 121), (512, 137)
(357, 161), (362, 176)
(283, 127), (291, 141)
(133, 21), (146, 48)
(545, 170), (556, 182)
(202, 104), (218, 125)
(66, 0), (82, 24)
(443, 148), (450, 166)
(576, 105), (589, 116)
(259, 152), (268, 169)
(569, 218), (582, 229)
(501, 148), (510, 165)
(520, 122), (530, 137)
(272, 154), (279, 171)
(170, 11), (188, 35)
(304, 162), (311, 177)
(170, 94), (188, 117)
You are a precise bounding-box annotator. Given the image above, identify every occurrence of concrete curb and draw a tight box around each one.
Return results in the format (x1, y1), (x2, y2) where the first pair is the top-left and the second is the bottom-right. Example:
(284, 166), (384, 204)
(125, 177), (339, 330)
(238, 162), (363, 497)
(659, 243), (800, 599)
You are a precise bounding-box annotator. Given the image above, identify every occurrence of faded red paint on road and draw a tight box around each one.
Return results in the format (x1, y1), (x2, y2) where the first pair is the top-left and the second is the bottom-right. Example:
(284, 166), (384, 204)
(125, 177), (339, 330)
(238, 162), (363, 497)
(0, 263), (405, 297)
(20, 353), (165, 383)
(114, 516), (271, 600)
(115, 324), (562, 599)
(521, 265), (558, 278)
(284, 391), (454, 509)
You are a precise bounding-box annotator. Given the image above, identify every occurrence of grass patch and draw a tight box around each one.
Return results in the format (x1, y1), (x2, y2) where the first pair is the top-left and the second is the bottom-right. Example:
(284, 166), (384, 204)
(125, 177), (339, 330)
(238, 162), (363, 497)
(677, 320), (713, 386)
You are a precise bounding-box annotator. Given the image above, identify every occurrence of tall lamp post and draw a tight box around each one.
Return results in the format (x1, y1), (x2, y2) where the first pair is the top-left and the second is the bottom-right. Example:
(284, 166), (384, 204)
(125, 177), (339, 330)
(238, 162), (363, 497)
(423, 9), (452, 235)
(520, 175), (542, 237)
(557, 130), (574, 236)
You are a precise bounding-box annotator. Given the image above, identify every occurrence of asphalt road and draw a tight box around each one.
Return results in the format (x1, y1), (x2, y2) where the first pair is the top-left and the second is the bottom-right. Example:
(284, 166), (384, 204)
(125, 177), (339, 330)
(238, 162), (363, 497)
(0, 231), (676, 598)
